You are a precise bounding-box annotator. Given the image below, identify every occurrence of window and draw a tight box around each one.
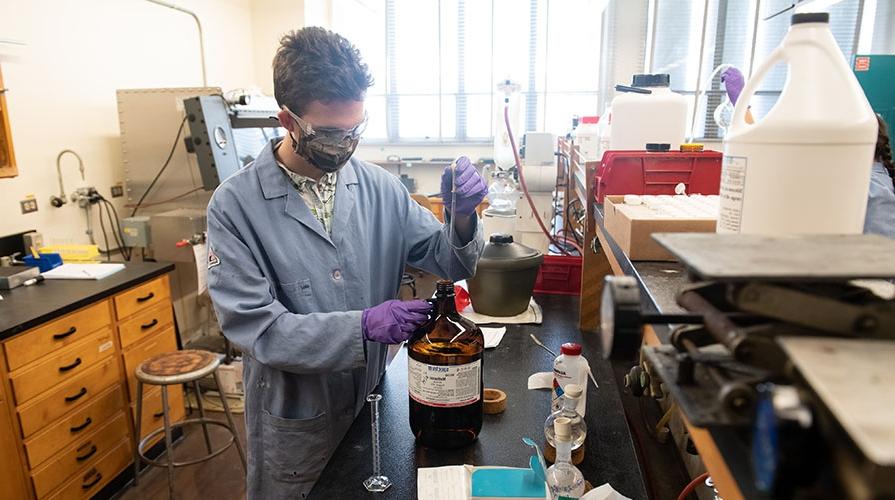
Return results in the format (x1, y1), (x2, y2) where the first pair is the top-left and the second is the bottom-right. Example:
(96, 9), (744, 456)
(648, 0), (867, 140)
(332, 0), (607, 144)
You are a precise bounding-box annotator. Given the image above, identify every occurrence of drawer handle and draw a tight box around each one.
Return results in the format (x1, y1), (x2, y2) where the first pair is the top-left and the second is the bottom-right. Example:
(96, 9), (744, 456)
(65, 387), (88, 403)
(153, 410), (165, 419)
(53, 326), (77, 340)
(136, 292), (155, 303)
(140, 318), (159, 330)
(59, 357), (83, 372)
(76, 444), (98, 462)
(71, 416), (92, 433)
(82, 470), (102, 490)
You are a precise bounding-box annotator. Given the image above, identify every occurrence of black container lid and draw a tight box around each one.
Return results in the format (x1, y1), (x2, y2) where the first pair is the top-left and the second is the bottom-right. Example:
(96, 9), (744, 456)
(632, 74), (671, 87)
(646, 143), (671, 152)
(792, 12), (829, 24)
(479, 234), (543, 271)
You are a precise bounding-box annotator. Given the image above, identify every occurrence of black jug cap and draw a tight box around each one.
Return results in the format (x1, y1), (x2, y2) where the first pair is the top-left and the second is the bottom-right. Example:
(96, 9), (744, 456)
(489, 234), (514, 244)
(792, 13), (829, 24)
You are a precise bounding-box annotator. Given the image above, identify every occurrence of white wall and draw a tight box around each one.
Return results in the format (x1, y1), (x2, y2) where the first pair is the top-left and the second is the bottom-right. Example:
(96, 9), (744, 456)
(0, 0), (255, 245)
(251, 0), (305, 95)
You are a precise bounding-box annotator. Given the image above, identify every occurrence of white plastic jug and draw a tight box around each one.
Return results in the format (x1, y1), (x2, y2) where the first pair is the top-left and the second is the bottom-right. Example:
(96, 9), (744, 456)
(573, 116), (600, 161)
(718, 13), (878, 235)
(609, 74), (688, 151)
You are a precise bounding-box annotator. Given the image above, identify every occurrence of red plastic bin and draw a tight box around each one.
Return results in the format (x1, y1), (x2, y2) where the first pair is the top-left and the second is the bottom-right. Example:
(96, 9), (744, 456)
(533, 255), (583, 296)
(594, 150), (722, 203)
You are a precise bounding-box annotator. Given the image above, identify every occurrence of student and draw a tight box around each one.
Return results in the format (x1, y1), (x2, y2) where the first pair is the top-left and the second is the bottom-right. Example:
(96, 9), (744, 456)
(864, 115), (895, 239)
(206, 27), (487, 499)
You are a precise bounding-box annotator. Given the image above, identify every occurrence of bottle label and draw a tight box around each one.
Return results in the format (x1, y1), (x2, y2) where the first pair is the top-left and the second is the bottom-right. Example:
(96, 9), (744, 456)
(408, 358), (481, 407)
(719, 155), (747, 233)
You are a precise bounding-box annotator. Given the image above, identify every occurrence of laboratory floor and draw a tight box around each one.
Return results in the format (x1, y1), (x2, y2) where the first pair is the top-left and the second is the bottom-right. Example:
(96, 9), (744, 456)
(118, 410), (247, 500)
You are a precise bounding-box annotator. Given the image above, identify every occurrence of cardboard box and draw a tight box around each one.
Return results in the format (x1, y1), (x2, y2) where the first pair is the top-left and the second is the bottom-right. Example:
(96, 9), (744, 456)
(603, 196), (717, 261)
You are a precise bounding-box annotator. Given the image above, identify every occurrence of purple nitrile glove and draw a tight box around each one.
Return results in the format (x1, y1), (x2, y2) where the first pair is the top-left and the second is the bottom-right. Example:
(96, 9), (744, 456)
(720, 67), (746, 106)
(441, 156), (488, 217)
(362, 299), (432, 344)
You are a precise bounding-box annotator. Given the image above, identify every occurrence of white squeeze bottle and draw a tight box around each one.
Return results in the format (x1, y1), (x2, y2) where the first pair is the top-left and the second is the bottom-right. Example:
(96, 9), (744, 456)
(552, 343), (588, 416)
(718, 12), (878, 234)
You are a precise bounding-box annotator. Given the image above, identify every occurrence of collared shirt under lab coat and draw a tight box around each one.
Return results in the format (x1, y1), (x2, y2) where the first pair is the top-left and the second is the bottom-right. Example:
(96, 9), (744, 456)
(865, 162), (895, 239)
(206, 141), (484, 499)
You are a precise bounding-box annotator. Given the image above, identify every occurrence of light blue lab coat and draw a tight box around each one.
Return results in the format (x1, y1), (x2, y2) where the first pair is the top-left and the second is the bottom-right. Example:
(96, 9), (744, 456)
(864, 162), (895, 239)
(206, 141), (484, 499)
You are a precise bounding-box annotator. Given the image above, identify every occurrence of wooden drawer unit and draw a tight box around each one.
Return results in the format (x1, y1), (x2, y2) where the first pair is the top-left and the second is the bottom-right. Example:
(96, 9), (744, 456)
(18, 356), (120, 438)
(123, 328), (178, 401)
(31, 411), (130, 499)
(114, 275), (170, 320)
(4, 301), (112, 371)
(44, 438), (131, 500)
(9, 329), (115, 405)
(118, 302), (174, 349)
(132, 385), (186, 441)
(24, 385), (125, 469)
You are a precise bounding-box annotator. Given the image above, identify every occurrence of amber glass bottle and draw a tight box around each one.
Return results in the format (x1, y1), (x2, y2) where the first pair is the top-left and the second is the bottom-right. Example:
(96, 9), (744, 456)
(408, 281), (484, 448)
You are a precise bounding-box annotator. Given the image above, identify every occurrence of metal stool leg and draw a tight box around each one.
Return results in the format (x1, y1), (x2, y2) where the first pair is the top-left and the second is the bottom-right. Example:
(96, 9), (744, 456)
(161, 385), (176, 500)
(192, 381), (214, 454)
(212, 370), (246, 471)
(133, 380), (144, 486)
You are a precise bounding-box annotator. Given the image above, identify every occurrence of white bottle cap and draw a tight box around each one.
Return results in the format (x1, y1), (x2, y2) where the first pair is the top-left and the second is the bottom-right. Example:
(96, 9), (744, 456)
(564, 384), (583, 399)
(554, 417), (572, 442)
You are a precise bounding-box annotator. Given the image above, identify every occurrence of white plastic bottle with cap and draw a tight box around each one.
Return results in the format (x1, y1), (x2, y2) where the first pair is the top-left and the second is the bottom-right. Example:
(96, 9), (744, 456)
(718, 12), (878, 234)
(552, 343), (588, 416)
(573, 116), (600, 161)
(610, 74), (688, 151)
(546, 417), (585, 500)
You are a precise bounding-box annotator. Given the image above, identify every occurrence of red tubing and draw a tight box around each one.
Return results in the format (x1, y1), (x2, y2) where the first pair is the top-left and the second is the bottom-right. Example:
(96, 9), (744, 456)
(504, 104), (583, 256)
(676, 471), (711, 500)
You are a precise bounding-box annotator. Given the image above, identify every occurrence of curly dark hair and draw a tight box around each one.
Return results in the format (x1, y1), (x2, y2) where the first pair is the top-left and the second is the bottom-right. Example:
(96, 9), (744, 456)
(876, 115), (895, 189)
(272, 27), (374, 115)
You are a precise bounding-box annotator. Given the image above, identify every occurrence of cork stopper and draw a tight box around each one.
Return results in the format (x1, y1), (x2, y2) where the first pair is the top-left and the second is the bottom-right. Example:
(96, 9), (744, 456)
(554, 417), (572, 442)
(564, 384), (583, 400)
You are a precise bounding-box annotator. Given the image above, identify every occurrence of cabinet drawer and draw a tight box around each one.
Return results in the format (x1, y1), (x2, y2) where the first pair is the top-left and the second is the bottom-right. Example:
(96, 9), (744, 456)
(24, 385), (124, 469)
(10, 329), (115, 405)
(18, 357), (120, 438)
(31, 412), (129, 499)
(123, 329), (178, 401)
(118, 302), (174, 349)
(44, 438), (131, 500)
(132, 385), (185, 442)
(4, 301), (111, 371)
(114, 275), (170, 320)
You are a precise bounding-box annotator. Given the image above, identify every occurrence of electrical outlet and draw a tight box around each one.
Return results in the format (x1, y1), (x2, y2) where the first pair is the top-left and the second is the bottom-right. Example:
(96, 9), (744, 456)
(111, 184), (124, 198)
(20, 198), (38, 214)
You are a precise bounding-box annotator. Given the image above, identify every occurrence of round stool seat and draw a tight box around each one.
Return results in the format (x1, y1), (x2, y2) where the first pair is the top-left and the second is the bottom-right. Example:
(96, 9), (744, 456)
(136, 349), (220, 385)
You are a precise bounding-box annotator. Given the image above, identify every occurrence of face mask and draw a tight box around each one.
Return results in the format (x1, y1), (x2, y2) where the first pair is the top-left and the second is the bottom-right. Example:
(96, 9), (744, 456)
(283, 106), (366, 173)
(291, 131), (359, 173)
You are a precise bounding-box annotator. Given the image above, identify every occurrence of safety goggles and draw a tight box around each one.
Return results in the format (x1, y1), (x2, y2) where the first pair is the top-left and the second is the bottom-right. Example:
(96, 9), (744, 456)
(283, 106), (368, 142)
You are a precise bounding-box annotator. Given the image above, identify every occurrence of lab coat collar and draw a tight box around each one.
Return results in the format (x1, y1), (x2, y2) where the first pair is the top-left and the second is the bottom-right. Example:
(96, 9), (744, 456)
(257, 139), (361, 246)
(257, 139), (359, 199)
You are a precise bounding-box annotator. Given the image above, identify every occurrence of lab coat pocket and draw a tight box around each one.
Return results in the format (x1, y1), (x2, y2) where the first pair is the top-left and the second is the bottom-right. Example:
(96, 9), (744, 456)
(260, 410), (330, 496)
(281, 278), (313, 298)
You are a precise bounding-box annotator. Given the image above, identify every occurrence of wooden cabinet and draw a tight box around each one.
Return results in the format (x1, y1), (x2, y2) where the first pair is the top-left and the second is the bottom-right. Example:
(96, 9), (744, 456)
(0, 65), (17, 178)
(0, 271), (181, 499)
(0, 363), (29, 500)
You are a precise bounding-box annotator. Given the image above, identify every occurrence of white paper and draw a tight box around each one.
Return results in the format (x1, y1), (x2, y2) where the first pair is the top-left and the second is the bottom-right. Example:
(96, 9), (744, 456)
(192, 243), (208, 295)
(581, 483), (632, 500)
(42, 263), (125, 280)
(528, 372), (554, 390)
(482, 327), (506, 349)
(461, 298), (543, 325)
(417, 465), (470, 500)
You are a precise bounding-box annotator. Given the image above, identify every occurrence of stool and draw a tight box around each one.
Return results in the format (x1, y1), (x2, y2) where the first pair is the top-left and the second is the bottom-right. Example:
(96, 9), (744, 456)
(133, 349), (246, 498)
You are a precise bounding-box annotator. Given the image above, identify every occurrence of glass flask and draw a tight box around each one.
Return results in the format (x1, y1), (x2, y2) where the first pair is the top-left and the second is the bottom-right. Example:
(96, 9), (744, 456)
(544, 383), (587, 450)
(408, 281), (484, 448)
